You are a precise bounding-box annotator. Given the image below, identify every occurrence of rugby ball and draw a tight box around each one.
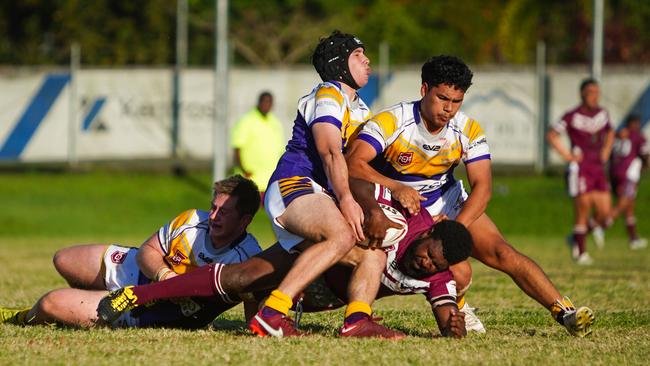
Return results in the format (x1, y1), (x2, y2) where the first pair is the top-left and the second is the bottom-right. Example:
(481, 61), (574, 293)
(359, 203), (408, 248)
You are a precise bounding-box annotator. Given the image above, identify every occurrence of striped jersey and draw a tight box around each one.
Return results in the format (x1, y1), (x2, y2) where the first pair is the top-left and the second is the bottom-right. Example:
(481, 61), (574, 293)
(269, 81), (371, 188)
(357, 100), (490, 207)
(157, 209), (261, 275)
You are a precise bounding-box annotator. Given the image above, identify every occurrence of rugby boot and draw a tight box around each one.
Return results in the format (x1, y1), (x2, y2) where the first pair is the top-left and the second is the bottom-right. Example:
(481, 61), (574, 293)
(96, 286), (139, 323)
(460, 303), (486, 333)
(591, 226), (605, 249)
(576, 252), (594, 266)
(563, 307), (595, 337)
(553, 297), (595, 337)
(0, 307), (31, 325)
(629, 238), (648, 250)
(249, 308), (303, 337)
(339, 316), (406, 339)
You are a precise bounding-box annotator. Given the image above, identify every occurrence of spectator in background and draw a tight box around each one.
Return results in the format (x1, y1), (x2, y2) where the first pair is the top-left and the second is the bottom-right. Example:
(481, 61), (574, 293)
(609, 115), (649, 250)
(231, 91), (285, 195)
(547, 78), (615, 265)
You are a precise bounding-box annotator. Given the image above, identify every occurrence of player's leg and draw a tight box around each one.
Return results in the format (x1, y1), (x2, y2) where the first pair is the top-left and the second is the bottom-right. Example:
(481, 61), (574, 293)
(626, 198), (647, 249)
(570, 194), (592, 263)
(24, 288), (107, 327)
(449, 260), (485, 333)
(337, 246), (405, 339)
(53, 244), (109, 289)
(250, 194), (356, 337)
(468, 213), (594, 336)
(97, 243), (295, 323)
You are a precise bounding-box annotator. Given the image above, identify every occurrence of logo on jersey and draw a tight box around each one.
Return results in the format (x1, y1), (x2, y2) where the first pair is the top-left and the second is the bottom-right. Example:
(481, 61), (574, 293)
(397, 152), (413, 166)
(198, 252), (214, 264)
(110, 251), (128, 264)
(423, 144), (441, 151)
(170, 250), (188, 266)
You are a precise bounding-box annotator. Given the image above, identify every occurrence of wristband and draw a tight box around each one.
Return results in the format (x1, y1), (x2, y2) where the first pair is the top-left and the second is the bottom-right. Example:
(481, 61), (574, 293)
(155, 267), (173, 282)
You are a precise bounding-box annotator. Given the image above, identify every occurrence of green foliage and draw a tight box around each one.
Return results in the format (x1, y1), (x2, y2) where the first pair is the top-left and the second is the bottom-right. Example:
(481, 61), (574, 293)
(1, 0), (649, 65)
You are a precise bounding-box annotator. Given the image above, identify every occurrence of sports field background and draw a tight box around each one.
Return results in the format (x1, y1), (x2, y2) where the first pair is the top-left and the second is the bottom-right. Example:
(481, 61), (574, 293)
(0, 171), (649, 365)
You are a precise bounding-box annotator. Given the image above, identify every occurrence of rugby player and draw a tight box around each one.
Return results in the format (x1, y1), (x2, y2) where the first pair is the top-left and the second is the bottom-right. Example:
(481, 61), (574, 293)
(345, 55), (595, 337)
(609, 115), (649, 249)
(100, 30), (404, 338)
(548, 78), (615, 264)
(0, 175), (262, 328)
(97, 180), (474, 338)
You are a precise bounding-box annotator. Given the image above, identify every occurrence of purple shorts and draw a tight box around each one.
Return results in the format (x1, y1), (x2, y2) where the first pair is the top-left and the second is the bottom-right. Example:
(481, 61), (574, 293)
(611, 174), (638, 198)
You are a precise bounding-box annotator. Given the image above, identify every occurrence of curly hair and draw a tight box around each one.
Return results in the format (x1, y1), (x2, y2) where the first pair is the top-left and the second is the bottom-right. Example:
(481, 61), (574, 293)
(431, 220), (473, 265)
(421, 55), (473, 92)
(213, 175), (260, 217)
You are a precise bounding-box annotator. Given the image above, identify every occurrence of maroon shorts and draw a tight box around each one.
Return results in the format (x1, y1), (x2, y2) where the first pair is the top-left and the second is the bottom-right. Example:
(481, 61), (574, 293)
(566, 161), (610, 197)
(610, 174), (638, 198)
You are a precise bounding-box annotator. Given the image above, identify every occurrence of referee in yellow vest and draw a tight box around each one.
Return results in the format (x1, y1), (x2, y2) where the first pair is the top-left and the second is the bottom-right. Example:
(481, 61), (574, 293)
(231, 91), (285, 197)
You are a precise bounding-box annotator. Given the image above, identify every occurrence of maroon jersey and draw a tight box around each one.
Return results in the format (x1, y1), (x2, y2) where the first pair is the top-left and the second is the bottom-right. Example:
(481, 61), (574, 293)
(610, 129), (648, 180)
(552, 106), (612, 166)
(375, 185), (457, 307)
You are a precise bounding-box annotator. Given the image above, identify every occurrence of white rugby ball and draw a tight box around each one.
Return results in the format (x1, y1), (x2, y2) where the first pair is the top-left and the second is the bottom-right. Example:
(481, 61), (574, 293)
(360, 203), (408, 248)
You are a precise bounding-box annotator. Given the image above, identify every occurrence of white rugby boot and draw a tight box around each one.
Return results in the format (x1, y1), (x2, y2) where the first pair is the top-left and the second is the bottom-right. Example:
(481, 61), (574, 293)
(460, 303), (486, 333)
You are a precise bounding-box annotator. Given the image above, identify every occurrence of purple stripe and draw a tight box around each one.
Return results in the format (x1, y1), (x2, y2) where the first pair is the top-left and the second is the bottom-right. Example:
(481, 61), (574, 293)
(357, 133), (383, 155)
(412, 100), (422, 124)
(464, 154), (491, 164)
(312, 115), (342, 129)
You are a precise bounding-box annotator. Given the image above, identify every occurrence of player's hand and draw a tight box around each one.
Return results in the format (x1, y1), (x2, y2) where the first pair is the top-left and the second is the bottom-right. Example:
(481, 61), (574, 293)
(339, 196), (365, 242)
(359, 207), (402, 249)
(431, 214), (448, 224)
(569, 153), (583, 163)
(448, 309), (467, 338)
(391, 184), (426, 215)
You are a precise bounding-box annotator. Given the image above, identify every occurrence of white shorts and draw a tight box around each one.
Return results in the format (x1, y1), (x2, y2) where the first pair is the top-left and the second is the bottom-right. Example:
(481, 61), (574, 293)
(423, 180), (468, 219)
(264, 176), (333, 252)
(102, 245), (146, 328)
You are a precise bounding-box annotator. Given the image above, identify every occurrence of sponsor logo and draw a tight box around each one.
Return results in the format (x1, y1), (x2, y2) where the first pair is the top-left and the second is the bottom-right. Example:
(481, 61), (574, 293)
(423, 144), (441, 151)
(170, 250), (187, 266)
(110, 251), (128, 264)
(468, 137), (487, 150)
(254, 315), (284, 337)
(198, 252), (214, 264)
(397, 152), (413, 166)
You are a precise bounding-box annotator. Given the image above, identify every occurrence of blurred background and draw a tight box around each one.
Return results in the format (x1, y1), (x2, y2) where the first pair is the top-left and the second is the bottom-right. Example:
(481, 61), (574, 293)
(1, 0), (648, 174)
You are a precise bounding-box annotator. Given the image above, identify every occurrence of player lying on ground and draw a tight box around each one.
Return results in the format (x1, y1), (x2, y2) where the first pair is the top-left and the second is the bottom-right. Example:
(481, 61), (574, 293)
(97, 180), (473, 338)
(0, 175), (262, 328)
(345, 55), (595, 337)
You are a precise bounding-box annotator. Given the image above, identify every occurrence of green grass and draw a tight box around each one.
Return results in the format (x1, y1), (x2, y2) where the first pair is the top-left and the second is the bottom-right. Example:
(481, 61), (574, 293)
(0, 171), (649, 365)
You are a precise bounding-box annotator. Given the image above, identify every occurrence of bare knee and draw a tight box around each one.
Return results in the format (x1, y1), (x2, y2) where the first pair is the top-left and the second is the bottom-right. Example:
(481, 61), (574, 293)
(53, 249), (76, 285)
(450, 260), (472, 290)
(479, 240), (519, 271)
(35, 290), (64, 319)
(328, 227), (357, 257)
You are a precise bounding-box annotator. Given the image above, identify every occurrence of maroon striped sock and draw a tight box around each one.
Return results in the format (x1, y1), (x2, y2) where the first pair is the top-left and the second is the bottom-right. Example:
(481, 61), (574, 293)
(130, 263), (232, 305)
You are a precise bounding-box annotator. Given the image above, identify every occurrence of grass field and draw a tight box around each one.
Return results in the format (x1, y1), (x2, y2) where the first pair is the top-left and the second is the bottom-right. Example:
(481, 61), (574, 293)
(1, 171), (649, 365)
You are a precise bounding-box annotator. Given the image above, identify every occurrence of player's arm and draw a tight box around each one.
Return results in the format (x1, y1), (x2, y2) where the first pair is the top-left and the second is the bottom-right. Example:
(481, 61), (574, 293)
(456, 159), (492, 228)
(312, 122), (365, 241)
(346, 139), (425, 215)
(349, 177), (402, 248)
(432, 304), (466, 338)
(136, 234), (177, 281)
(233, 148), (251, 177)
(547, 129), (580, 162)
(601, 129), (615, 163)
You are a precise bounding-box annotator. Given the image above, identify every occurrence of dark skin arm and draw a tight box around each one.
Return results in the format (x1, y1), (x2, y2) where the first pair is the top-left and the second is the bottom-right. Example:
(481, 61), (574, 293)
(349, 177), (402, 249)
(433, 303), (466, 338)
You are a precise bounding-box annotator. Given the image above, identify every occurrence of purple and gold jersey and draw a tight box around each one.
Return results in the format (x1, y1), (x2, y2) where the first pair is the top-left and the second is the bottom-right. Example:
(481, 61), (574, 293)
(157, 209), (261, 275)
(551, 105), (613, 166)
(356, 101), (490, 207)
(269, 81), (371, 188)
